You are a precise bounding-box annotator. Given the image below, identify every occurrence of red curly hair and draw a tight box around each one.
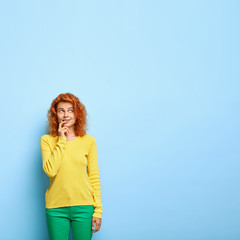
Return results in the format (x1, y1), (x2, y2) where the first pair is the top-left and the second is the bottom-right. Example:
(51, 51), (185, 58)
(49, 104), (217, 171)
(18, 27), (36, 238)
(46, 93), (88, 137)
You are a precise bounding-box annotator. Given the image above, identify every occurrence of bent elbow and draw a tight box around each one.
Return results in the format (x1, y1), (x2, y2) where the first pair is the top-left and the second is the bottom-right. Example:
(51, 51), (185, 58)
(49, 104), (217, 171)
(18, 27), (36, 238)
(46, 170), (57, 178)
(43, 162), (57, 178)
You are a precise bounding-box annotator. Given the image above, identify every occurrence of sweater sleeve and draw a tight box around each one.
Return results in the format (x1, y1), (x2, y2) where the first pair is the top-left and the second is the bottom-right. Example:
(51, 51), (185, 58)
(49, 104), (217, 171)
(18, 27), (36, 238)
(40, 135), (67, 178)
(87, 137), (103, 218)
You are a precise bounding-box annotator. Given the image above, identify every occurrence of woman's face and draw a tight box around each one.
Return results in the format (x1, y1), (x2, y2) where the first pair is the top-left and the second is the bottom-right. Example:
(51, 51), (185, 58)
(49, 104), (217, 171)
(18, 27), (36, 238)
(56, 102), (76, 128)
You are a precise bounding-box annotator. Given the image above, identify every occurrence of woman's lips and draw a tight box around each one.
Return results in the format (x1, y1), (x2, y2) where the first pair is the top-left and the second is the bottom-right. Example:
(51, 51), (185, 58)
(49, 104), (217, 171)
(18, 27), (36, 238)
(63, 119), (71, 123)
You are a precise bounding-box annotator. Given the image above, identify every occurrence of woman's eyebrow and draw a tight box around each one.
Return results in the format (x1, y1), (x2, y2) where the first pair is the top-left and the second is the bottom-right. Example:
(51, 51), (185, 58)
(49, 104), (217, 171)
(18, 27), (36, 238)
(58, 107), (73, 110)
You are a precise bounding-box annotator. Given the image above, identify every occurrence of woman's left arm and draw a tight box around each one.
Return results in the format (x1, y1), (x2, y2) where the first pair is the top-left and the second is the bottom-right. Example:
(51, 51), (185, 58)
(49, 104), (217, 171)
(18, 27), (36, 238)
(87, 137), (103, 219)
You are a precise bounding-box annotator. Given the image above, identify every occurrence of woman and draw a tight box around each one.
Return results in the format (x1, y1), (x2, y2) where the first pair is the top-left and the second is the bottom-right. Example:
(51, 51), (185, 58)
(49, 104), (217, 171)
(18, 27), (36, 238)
(40, 93), (103, 240)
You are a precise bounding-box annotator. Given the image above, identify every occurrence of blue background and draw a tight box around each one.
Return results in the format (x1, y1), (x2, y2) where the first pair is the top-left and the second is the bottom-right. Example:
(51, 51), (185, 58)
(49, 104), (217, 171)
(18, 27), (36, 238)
(0, 0), (239, 239)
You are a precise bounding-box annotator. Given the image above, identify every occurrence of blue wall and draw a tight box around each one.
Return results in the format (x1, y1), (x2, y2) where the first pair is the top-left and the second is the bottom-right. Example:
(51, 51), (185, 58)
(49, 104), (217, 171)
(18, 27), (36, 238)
(0, 1), (239, 239)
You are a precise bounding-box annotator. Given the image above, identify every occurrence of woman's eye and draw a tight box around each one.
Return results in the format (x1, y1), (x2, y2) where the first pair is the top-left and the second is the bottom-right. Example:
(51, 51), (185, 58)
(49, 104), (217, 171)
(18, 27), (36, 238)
(59, 110), (73, 112)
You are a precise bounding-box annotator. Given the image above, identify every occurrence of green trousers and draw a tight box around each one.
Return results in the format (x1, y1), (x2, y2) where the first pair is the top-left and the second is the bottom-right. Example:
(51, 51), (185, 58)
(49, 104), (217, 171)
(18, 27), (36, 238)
(45, 205), (94, 240)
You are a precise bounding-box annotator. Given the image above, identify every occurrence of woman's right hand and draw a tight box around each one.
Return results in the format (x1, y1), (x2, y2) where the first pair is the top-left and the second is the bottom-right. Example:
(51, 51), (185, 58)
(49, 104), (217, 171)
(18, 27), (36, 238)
(58, 120), (70, 137)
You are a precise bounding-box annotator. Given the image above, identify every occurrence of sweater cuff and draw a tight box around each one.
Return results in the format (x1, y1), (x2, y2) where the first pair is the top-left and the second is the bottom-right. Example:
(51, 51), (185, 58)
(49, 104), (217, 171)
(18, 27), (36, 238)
(92, 212), (102, 218)
(58, 136), (67, 143)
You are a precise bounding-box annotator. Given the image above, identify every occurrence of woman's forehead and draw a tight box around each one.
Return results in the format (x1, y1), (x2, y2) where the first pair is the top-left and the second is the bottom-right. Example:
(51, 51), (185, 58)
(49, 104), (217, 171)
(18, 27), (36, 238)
(57, 102), (73, 108)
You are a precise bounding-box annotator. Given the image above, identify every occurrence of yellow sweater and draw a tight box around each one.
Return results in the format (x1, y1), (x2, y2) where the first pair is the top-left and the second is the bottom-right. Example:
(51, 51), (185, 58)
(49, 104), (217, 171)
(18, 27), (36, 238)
(40, 134), (103, 218)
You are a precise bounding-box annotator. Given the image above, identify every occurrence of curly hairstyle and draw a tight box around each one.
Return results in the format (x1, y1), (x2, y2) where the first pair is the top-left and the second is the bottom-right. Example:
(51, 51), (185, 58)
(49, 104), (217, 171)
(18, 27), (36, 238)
(46, 93), (88, 137)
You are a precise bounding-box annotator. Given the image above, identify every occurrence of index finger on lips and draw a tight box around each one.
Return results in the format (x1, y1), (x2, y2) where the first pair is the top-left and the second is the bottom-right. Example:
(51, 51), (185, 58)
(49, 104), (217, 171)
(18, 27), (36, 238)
(60, 120), (66, 125)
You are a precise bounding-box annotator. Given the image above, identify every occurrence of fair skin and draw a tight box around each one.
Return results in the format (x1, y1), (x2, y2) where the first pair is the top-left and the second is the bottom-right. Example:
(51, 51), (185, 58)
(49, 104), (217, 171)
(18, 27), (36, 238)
(57, 101), (102, 233)
(57, 101), (77, 140)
